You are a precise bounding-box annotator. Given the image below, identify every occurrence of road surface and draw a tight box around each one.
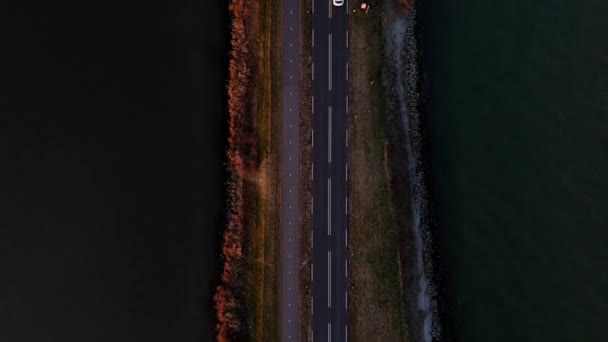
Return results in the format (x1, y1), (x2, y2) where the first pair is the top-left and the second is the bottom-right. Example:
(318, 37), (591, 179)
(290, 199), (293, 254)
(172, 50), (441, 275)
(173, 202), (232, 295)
(311, 0), (349, 341)
(280, 0), (301, 340)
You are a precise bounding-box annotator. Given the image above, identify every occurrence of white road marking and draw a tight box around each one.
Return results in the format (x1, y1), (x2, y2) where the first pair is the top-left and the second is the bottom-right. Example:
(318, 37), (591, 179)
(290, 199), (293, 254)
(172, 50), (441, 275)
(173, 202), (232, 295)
(345, 227), (348, 247)
(345, 162), (348, 181)
(311, 262), (314, 282)
(328, 34), (332, 91)
(345, 196), (348, 217)
(312, 129), (314, 147)
(345, 290), (348, 309)
(345, 259), (348, 278)
(328, 106), (332, 163)
(312, 29), (315, 47)
(346, 128), (348, 147)
(346, 95), (348, 114)
(345, 195), (348, 215)
(327, 178), (332, 236)
(346, 62), (348, 80)
(346, 30), (348, 48)
(312, 96), (314, 113)
(328, 0), (332, 18)
(328, 322), (332, 342)
(312, 62), (315, 80)
(328, 251), (332, 308)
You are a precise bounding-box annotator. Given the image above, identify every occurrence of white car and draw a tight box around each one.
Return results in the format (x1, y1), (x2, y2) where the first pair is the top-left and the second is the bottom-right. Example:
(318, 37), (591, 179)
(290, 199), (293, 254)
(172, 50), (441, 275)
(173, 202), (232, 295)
(333, 0), (344, 6)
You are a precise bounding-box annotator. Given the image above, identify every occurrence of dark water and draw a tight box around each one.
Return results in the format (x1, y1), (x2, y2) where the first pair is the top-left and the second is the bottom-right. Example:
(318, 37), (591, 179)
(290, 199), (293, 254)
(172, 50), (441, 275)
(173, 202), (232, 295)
(421, 0), (608, 340)
(0, 1), (227, 341)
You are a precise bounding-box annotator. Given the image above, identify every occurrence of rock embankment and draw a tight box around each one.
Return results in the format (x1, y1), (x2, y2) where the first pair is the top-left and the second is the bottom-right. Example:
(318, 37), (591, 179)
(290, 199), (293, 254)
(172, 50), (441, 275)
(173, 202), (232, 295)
(382, 0), (445, 341)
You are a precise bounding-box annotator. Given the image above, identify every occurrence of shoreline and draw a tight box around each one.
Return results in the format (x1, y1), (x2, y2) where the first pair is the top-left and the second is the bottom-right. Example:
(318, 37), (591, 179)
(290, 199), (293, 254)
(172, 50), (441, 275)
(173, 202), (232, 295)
(402, 1), (447, 340)
(382, 0), (446, 340)
(410, 0), (450, 339)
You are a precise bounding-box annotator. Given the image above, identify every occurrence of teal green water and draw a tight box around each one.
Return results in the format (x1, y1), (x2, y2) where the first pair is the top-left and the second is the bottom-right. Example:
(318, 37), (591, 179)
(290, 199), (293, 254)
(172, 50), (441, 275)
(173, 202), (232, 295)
(423, 0), (608, 340)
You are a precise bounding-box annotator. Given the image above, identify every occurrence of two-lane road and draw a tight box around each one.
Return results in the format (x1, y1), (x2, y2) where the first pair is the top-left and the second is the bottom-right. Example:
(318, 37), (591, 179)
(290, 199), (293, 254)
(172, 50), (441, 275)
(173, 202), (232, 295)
(311, 0), (349, 341)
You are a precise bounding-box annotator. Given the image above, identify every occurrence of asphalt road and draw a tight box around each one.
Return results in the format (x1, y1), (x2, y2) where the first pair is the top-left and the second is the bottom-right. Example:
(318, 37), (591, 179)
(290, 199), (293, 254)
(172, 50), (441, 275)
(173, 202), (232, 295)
(280, 0), (301, 340)
(311, 0), (349, 341)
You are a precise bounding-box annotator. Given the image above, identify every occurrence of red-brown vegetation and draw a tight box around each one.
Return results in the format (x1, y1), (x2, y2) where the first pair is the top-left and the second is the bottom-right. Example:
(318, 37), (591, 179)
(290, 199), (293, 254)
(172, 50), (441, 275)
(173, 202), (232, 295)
(214, 0), (260, 341)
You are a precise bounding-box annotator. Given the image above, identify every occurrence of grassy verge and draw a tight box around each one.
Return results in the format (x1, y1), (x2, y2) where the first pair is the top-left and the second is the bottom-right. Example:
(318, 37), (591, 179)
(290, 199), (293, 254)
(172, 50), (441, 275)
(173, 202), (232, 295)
(347, 1), (410, 341)
(247, 0), (281, 341)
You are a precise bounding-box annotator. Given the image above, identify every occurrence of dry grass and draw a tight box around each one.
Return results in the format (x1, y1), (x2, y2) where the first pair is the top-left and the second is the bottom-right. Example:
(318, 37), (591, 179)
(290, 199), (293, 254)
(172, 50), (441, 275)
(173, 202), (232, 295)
(248, 0), (281, 340)
(347, 2), (409, 341)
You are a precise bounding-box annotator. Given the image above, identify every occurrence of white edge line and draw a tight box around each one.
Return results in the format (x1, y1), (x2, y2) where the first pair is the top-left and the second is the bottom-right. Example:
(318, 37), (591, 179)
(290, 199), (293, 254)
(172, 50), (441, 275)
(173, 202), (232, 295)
(328, 178), (332, 236)
(345, 259), (348, 278)
(346, 62), (349, 80)
(328, 34), (332, 91)
(345, 289), (348, 309)
(328, 106), (332, 163)
(328, 251), (332, 308)
(346, 95), (348, 114)
(346, 30), (349, 48)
